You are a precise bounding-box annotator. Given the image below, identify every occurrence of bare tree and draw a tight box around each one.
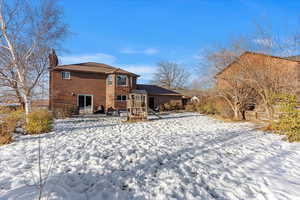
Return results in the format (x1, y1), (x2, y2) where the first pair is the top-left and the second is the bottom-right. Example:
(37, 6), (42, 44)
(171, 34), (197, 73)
(195, 37), (253, 89)
(216, 74), (257, 120)
(200, 41), (256, 120)
(200, 18), (300, 119)
(0, 0), (68, 115)
(213, 49), (298, 120)
(152, 61), (190, 90)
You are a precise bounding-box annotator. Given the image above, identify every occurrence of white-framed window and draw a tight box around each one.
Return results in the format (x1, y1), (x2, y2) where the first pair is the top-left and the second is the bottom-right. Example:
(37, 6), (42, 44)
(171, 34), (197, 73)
(117, 95), (127, 101)
(107, 75), (113, 85)
(117, 75), (127, 86)
(62, 71), (70, 79)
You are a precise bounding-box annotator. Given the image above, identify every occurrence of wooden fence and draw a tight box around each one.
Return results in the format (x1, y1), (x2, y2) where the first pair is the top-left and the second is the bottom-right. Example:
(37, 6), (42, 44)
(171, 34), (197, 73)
(245, 103), (300, 121)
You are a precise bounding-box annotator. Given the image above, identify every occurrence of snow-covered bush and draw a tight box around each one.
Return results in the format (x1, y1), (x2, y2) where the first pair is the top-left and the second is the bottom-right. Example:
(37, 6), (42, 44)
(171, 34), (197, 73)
(25, 109), (53, 134)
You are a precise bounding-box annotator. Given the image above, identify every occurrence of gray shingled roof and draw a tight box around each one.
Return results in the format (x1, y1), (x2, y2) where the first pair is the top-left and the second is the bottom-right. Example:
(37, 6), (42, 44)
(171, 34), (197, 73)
(137, 84), (182, 96)
(53, 62), (139, 77)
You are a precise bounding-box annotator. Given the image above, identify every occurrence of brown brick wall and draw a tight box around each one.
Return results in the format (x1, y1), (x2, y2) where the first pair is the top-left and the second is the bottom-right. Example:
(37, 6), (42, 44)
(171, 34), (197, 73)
(149, 95), (182, 108)
(105, 74), (136, 110)
(216, 53), (300, 90)
(49, 69), (183, 112)
(115, 84), (131, 110)
(50, 70), (137, 112)
(106, 74), (138, 110)
(50, 70), (107, 112)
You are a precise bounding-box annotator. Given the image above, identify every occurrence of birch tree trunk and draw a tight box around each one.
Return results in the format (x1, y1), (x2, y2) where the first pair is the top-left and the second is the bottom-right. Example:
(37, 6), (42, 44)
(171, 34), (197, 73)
(23, 95), (32, 115)
(0, 0), (68, 119)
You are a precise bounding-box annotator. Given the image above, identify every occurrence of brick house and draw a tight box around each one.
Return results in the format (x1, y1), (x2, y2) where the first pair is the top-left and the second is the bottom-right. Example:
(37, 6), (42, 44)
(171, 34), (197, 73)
(216, 51), (300, 92)
(49, 51), (183, 113)
(215, 51), (300, 114)
(137, 84), (183, 109)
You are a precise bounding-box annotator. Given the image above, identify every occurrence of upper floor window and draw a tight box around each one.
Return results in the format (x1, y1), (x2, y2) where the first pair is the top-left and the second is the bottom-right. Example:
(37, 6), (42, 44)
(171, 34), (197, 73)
(117, 75), (127, 86)
(107, 75), (113, 85)
(62, 71), (70, 79)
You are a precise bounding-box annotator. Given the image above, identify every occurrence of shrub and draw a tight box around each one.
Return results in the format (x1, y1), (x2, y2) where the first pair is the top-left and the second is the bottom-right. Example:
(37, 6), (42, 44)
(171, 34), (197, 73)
(0, 110), (23, 145)
(185, 97), (219, 114)
(214, 98), (233, 119)
(272, 94), (300, 142)
(25, 110), (53, 135)
(170, 101), (181, 110)
(185, 95), (236, 119)
(200, 100), (216, 114)
(162, 103), (171, 111)
(185, 102), (198, 112)
(0, 122), (13, 145)
(161, 101), (181, 111)
(54, 105), (78, 118)
(0, 106), (12, 114)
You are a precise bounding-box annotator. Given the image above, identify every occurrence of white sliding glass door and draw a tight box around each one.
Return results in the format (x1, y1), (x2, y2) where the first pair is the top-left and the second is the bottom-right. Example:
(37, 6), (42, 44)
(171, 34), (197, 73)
(77, 94), (93, 114)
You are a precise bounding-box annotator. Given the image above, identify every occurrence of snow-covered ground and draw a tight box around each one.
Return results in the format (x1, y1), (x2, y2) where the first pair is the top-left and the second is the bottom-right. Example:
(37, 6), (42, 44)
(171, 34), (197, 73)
(1, 113), (300, 200)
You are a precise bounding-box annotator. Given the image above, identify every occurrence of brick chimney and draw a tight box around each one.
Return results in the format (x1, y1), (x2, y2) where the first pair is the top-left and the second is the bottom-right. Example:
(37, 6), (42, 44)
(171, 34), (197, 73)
(49, 49), (58, 69)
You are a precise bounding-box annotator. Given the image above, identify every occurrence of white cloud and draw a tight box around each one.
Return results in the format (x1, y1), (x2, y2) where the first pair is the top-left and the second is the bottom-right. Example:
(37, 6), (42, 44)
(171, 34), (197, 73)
(121, 64), (155, 74)
(120, 48), (138, 54)
(60, 53), (117, 65)
(59, 52), (156, 83)
(143, 48), (159, 55)
(193, 54), (204, 61)
(120, 48), (159, 55)
(253, 38), (274, 47)
(121, 64), (155, 83)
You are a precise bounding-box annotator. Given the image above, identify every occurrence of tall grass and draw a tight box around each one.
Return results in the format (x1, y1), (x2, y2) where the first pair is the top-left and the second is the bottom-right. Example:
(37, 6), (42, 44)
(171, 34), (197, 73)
(0, 110), (23, 145)
(25, 109), (53, 135)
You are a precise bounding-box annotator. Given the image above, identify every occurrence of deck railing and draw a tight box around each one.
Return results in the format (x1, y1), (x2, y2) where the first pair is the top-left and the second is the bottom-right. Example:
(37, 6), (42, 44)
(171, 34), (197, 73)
(127, 100), (146, 109)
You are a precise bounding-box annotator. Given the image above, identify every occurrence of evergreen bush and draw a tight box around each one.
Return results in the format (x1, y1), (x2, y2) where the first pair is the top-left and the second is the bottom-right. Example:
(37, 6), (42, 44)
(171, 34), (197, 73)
(273, 94), (300, 142)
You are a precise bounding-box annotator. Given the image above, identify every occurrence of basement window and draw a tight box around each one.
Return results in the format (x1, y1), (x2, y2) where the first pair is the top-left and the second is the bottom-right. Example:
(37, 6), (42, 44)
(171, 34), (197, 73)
(117, 95), (127, 101)
(117, 75), (127, 86)
(62, 71), (70, 79)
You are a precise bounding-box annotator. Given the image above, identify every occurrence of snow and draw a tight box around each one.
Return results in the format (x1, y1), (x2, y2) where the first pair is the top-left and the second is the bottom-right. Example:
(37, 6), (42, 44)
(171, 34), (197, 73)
(1, 113), (300, 200)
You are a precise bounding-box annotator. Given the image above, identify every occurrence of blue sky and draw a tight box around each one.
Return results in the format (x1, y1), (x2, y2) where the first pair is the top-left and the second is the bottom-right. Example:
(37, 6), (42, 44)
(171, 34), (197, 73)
(58, 0), (300, 83)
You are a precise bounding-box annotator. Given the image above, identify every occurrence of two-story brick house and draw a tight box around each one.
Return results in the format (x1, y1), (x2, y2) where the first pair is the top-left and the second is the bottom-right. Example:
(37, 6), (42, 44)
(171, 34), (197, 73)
(215, 51), (300, 111)
(49, 51), (183, 113)
(216, 51), (300, 91)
